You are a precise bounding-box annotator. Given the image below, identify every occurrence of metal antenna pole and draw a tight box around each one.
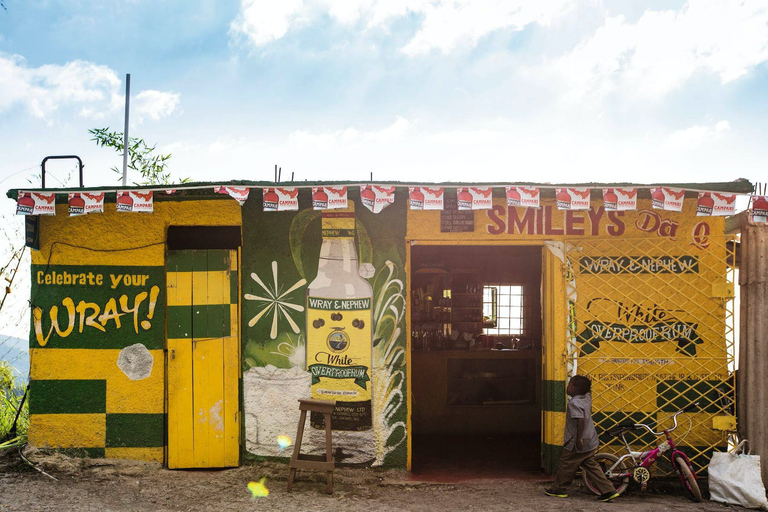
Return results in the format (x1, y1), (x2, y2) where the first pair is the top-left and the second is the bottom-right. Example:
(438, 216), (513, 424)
(122, 74), (131, 186)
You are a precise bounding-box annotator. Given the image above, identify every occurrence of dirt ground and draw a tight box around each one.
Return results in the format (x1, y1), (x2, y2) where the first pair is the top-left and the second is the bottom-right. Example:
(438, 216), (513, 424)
(0, 448), (748, 512)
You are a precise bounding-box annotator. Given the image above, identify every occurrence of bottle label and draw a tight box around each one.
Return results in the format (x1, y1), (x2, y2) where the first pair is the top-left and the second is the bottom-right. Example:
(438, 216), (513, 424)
(307, 296), (372, 431)
(263, 200), (278, 211)
(361, 196), (375, 209)
(409, 198), (423, 209)
(16, 202), (34, 215)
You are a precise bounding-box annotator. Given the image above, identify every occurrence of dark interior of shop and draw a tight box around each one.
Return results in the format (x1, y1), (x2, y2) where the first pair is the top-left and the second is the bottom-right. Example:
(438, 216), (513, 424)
(410, 245), (543, 480)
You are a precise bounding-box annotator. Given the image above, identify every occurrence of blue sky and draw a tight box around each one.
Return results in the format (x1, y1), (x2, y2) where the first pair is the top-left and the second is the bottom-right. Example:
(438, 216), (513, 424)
(1, 0), (767, 192)
(0, 0), (767, 343)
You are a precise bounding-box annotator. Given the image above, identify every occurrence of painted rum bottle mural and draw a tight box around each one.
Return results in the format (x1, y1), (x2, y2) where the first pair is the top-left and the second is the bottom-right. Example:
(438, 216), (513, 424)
(306, 210), (374, 451)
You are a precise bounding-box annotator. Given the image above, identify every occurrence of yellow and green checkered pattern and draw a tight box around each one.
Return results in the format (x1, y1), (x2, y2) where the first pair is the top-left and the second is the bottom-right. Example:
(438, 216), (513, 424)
(28, 349), (165, 461)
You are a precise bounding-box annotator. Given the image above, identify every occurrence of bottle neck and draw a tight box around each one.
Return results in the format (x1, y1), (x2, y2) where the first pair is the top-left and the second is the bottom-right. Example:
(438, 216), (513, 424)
(318, 238), (359, 275)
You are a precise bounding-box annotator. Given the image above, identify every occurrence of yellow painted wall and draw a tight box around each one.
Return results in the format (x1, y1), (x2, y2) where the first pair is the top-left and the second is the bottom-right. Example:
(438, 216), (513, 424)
(33, 200), (242, 266)
(29, 199), (241, 462)
(406, 197), (732, 472)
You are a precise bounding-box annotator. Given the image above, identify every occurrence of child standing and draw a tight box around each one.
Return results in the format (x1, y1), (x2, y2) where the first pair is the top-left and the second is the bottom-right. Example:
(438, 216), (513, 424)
(545, 375), (620, 502)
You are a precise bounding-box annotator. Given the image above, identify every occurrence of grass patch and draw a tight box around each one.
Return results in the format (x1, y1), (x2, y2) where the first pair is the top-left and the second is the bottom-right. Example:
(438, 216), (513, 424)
(1, 360), (28, 450)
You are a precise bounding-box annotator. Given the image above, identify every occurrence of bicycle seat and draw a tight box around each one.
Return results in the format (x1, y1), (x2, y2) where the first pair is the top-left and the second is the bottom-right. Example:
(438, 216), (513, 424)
(608, 423), (635, 438)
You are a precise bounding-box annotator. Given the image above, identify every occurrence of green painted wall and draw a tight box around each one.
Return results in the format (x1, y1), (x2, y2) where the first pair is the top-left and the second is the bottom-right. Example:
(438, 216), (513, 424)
(241, 187), (408, 467)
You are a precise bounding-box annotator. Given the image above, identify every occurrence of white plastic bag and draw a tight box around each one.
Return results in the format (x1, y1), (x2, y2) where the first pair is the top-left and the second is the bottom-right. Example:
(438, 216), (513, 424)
(709, 440), (768, 510)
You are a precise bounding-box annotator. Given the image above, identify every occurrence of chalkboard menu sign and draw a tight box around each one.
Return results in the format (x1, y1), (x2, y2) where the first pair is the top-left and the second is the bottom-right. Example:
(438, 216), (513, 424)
(441, 195), (475, 232)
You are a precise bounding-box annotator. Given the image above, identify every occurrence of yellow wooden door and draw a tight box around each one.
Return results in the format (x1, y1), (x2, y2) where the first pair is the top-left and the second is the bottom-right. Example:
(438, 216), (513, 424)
(167, 249), (240, 468)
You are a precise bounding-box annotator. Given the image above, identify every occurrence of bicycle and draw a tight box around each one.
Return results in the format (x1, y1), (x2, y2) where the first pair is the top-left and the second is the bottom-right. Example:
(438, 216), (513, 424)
(582, 402), (702, 502)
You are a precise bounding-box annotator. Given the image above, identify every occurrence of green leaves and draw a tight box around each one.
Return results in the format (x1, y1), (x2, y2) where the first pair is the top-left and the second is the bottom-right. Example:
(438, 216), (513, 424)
(88, 127), (190, 186)
(0, 361), (28, 445)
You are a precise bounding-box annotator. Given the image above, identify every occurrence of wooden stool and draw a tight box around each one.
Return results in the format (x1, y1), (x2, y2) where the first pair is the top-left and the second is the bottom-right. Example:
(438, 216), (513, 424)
(287, 398), (336, 494)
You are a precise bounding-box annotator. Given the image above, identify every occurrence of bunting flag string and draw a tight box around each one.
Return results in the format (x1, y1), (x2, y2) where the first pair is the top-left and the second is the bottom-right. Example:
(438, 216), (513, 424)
(215, 186), (250, 205)
(360, 185), (395, 214)
(12, 183), (757, 217)
(409, 187), (444, 210)
(651, 187), (685, 212)
(506, 186), (540, 208)
(117, 191), (153, 213)
(457, 187), (493, 210)
(68, 192), (105, 216)
(263, 187), (299, 211)
(602, 188), (637, 211)
(312, 186), (348, 210)
(556, 187), (590, 210)
(751, 195), (768, 223)
(696, 192), (736, 217)
(16, 191), (56, 215)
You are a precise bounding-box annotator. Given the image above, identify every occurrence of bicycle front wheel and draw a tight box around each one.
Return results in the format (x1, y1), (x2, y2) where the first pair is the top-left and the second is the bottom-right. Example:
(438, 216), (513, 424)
(674, 455), (702, 502)
(582, 453), (630, 495)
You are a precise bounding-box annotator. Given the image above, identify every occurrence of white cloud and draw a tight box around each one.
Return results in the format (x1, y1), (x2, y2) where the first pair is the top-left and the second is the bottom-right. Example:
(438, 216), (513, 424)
(0, 53), (180, 122)
(230, 0), (305, 47)
(290, 116), (411, 148)
(549, 0), (768, 101)
(666, 119), (731, 149)
(229, 0), (572, 54)
(0, 54), (121, 120)
(400, 0), (573, 55)
(134, 90), (181, 122)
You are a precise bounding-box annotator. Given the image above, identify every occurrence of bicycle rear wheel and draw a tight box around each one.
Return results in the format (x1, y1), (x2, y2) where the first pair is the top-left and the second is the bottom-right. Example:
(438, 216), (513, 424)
(674, 455), (702, 502)
(582, 453), (630, 495)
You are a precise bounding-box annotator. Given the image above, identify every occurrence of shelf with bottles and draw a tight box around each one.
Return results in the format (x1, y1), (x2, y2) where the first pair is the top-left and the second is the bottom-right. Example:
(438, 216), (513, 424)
(411, 277), (453, 323)
(412, 326), (453, 351)
(452, 309), (484, 323)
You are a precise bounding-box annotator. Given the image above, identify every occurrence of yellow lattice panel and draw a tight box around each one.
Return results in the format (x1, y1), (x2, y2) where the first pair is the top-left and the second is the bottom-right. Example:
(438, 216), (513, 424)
(564, 235), (736, 473)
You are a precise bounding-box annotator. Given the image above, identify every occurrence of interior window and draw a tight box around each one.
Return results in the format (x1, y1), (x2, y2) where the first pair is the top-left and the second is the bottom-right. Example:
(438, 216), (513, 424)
(483, 284), (524, 335)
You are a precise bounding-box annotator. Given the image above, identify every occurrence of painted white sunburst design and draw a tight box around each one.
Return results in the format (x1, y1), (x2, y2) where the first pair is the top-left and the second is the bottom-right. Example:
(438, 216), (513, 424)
(244, 261), (307, 339)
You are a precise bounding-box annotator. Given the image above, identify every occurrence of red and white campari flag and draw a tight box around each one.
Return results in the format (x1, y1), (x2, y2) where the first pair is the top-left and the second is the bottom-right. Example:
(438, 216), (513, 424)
(697, 192), (736, 216)
(312, 186), (348, 210)
(556, 188), (590, 210)
(263, 187), (299, 211)
(215, 186), (250, 205)
(651, 187), (685, 212)
(602, 188), (637, 211)
(68, 192), (104, 216)
(116, 191), (153, 213)
(505, 186), (540, 208)
(457, 187), (492, 210)
(409, 187), (444, 210)
(16, 191), (56, 215)
(360, 185), (395, 214)
(750, 195), (768, 223)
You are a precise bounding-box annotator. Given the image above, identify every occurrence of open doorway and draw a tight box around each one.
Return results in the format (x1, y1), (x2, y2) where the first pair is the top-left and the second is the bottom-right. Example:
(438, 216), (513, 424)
(410, 245), (542, 480)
